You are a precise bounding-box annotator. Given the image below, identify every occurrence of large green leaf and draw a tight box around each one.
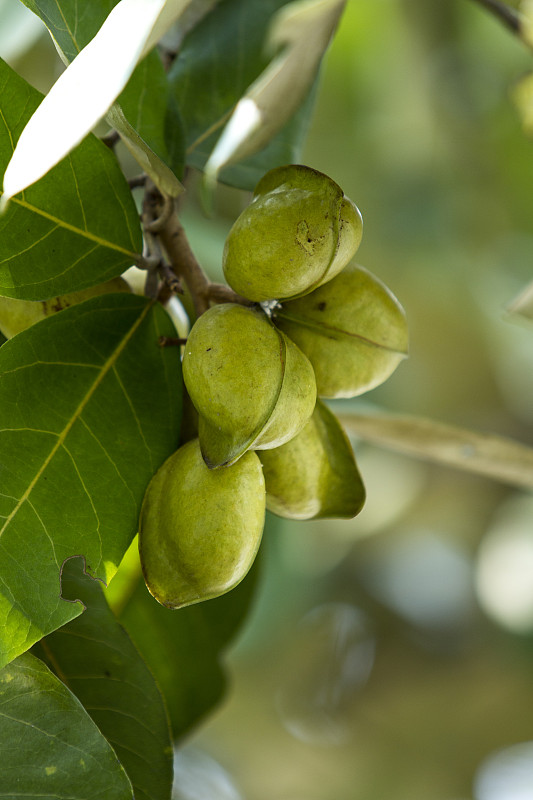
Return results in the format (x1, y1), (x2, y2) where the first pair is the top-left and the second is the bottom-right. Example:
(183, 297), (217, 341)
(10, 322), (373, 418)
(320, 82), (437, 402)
(120, 555), (260, 740)
(168, 0), (317, 190)
(0, 293), (182, 668)
(0, 59), (142, 300)
(19, 0), (119, 61)
(0, 651), (133, 799)
(33, 558), (173, 800)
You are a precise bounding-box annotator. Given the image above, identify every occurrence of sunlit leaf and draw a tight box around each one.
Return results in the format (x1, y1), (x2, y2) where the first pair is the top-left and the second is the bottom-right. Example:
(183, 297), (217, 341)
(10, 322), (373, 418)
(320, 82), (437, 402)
(204, 0), (346, 181)
(190, 86), (318, 191)
(2, 0), (198, 201)
(169, 0), (319, 190)
(33, 558), (173, 800)
(340, 410), (533, 490)
(0, 59), (142, 300)
(0, 293), (182, 668)
(120, 554), (260, 739)
(0, 652), (133, 799)
(20, 1), (186, 196)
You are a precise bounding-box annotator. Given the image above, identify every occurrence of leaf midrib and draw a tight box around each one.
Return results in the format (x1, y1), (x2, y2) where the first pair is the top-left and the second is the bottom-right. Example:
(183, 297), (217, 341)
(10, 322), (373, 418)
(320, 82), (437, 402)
(0, 300), (153, 540)
(10, 197), (139, 259)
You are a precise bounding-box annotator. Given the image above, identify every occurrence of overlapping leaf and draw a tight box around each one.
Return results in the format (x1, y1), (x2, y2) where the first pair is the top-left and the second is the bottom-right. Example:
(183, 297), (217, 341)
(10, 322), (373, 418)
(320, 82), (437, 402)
(120, 555), (260, 739)
(204, 0), (346, 181)
(3, 0), (197, 199)
(33, 558), (173, 800)
(168, 0), (319, 189)
(0, 652), (133, 799)
(20, 0), (119, 61)
(0, 59), (142, 300)
(19, 0), (186, 195)
(0, 293), (182, 668)
(117, 50), (185, 181)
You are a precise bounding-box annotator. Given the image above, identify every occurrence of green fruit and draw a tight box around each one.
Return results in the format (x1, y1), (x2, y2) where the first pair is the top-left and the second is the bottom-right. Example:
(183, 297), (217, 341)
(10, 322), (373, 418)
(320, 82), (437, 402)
(182, 303), (317, 468)
(139, 438), (265, 609)
(222, 165), (362, 302)
(259, 400), (365, 520)
(0, 277), (130, 338)
(274, 263), (408, 399)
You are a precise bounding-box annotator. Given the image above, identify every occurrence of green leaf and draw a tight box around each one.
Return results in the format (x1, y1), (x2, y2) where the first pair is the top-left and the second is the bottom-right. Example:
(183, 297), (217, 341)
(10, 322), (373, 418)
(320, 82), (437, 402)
(111, 50), (186, 195)
(19, 0), (119, 61)
(2, 1), (197, 200)
(120, 555), (260, 739)
(204, 0), (346, 181)
(0, 293), (182, 668)
(0, 652), (133, 799)
(33, 558), (173, 800)
(117, 51), (185, 180)
(0, 59), (142, 300)
(168, 0), (318, 190)
(19, 1), (185, 192)
(188, 84), (318, 191)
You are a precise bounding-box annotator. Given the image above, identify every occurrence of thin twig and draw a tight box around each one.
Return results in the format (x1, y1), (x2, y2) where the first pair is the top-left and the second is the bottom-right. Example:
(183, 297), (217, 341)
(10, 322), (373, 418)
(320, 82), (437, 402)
(128, 174), (147, 190)
(208, 283), (256, 307)
(468, 0), (523, 35)
(339, 410), (533, 491)
(144, 184), (211, 317)
(159, 336), (188, 347)
(159, 262), (183, 294)
(101, 130), (120, 149)
(144, 193), (174, 232)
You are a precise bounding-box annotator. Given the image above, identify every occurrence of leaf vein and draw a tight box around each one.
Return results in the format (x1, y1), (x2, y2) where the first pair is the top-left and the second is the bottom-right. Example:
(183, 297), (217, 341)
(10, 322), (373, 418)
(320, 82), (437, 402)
(0, 302), (153, 540)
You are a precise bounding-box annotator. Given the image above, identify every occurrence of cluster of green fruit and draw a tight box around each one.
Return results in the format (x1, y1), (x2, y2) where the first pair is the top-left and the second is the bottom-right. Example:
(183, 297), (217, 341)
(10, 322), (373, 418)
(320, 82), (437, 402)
(140, 165), (408, 610)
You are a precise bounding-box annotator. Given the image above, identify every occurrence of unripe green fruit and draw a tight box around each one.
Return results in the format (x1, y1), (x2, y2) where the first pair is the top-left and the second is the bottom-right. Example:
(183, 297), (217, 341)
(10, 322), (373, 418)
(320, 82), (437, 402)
(259, 400), (365, 520)
(274, 263), (408, 399)
(0, 277), (130, 338)
(222, 165), (362, 302)
(139, 438), (265, 609)
(182, 303), (317, 469)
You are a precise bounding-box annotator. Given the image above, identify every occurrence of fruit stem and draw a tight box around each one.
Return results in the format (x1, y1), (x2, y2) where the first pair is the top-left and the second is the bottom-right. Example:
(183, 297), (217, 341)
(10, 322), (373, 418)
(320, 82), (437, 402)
(208, 283), (256, 307)
(143, 182), (211, 317)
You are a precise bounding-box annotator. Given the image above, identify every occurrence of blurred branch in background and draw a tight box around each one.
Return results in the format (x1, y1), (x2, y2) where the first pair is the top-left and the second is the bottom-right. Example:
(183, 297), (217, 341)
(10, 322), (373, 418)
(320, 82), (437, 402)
(340, 410), (533, 490)
(468, 0), (523, 35)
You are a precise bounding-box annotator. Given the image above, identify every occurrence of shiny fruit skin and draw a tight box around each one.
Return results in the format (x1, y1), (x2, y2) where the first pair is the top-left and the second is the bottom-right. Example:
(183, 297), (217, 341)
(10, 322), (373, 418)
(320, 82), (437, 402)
(139, 438), (265, 609)
(259, 400), (365, 520)
(274, 263), (408, 399)
(182, 303), (316, 468)
(222, 165), (362, 303)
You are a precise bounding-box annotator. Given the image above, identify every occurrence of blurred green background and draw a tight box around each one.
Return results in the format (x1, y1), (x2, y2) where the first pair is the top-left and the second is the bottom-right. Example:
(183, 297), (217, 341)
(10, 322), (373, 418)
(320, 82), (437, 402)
(5, 0), (533, 797)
